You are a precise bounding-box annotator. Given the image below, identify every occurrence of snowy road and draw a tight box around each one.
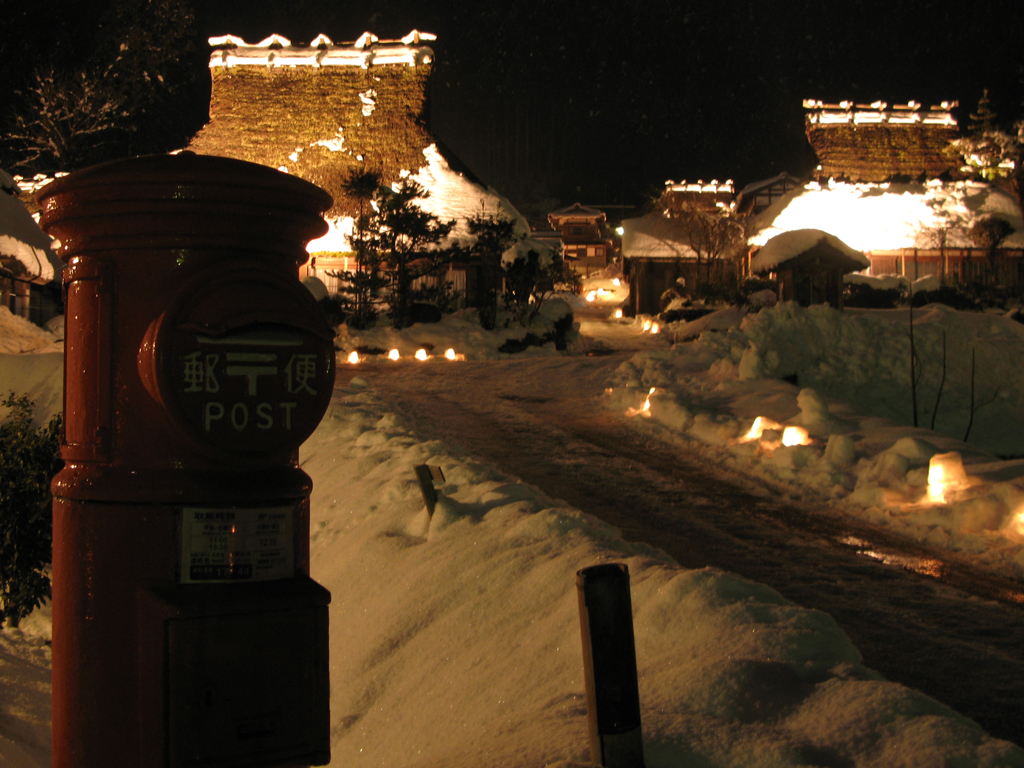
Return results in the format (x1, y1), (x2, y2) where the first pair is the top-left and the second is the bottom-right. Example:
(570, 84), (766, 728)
(356, 312), (1024, 748)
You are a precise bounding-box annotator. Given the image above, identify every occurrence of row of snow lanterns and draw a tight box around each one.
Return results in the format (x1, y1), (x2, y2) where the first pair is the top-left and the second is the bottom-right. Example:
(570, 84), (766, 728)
(627, 396), (978, 508)
(346, 348), (465, 364)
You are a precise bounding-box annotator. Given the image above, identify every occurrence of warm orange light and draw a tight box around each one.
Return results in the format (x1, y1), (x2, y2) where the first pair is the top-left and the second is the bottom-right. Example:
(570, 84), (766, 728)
(612, 278), (621, 286)
(626, 387), (656, 417)
(927, 452), (967, 503)
(642, 319), (652, 331)
(586, 291), (597, 302)
(415, 349), (429, 361)
(614, 309), (623, 319)
(388, 348), (400, 361)
(738, 416), (783, 442)
(347, 351), (360, 364)
(1005, 507), (1024, 543)
(650, 322), (660, 334)
(445, 348), (456, 360)
(781, 426), (811, 446)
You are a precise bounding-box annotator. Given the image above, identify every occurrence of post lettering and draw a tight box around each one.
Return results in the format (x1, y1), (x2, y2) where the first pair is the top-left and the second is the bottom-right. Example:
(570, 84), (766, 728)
(204, 402), (225, 431)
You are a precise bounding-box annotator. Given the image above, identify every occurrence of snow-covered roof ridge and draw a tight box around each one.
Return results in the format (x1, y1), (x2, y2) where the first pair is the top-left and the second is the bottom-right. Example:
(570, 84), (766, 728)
(804, 99), (958, 127)
(549, 202), (606, 219)
(750, 228), (869, 274)
(208, 31), (436, 68)
(665, 179), (735, 194)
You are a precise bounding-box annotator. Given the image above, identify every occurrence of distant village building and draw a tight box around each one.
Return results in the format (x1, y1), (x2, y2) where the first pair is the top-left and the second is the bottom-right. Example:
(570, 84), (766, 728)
(0, 171), (62, 323)
(621, 180), (739, 315)
(545, 203), (615, 276)
(187, 32), (524, 302)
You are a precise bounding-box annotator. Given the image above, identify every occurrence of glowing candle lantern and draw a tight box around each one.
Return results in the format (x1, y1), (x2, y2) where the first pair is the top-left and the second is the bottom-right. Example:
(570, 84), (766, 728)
(388, 348), (400, 361)
(650, 322), (660, 334)
(612, 278), (621, 286)
(927, 451), (967, 503)
(415, 349), (429, 361)
(586, 291), (597, 302)
(781, 426), (811, 446)
(1005, 507), (1024, 543)
(445, 348), (456, 360)
(347, 351), (360, 364)
(626, 387), (656, 417)
(642, 320), (652, 331)
(614, 309), (623, 319)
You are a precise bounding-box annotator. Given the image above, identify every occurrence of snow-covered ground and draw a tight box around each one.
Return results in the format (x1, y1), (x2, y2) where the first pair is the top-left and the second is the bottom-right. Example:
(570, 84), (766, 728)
(2, 279), (1024, 766)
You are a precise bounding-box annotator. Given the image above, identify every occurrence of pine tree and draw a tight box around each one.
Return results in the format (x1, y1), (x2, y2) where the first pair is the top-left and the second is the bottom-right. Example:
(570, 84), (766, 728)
(467, 208), (522, 329)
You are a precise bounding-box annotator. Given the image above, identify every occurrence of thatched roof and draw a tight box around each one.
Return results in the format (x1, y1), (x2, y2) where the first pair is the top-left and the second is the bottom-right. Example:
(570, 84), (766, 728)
(804, 100), (961, 182)
(187, 33), (436, 221)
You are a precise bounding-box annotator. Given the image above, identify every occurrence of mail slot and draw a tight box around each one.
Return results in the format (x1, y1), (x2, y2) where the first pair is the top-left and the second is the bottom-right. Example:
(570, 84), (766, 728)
(38, 153), (335, 768)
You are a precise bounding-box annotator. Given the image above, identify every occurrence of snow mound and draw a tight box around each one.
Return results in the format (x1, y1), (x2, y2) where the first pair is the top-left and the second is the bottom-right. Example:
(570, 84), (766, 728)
(0, 308), (61, 355)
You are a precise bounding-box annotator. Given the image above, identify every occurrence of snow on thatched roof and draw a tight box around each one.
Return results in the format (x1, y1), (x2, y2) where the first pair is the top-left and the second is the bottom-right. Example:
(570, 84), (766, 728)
(0, 170), (60, 283)
(620, 213), (698, 260)
(750, 229), (869, 274)
(804, 100), (961, 182)
(208, 31), (435, 68)
(748, 179), (1024, 252)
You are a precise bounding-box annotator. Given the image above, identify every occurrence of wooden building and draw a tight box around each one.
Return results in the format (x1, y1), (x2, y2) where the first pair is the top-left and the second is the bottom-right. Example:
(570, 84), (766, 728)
(546, 203), (614, 275)
(751, 229), (870, 309)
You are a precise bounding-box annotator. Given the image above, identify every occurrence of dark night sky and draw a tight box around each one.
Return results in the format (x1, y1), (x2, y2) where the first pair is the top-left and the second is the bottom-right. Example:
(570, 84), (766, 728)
(3, 0), (1023, 217)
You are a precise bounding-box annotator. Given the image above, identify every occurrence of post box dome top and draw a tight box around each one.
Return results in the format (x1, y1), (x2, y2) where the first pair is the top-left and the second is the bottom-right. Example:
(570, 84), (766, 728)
(37, 153), (333, 265)
(38, 152), (332, 210)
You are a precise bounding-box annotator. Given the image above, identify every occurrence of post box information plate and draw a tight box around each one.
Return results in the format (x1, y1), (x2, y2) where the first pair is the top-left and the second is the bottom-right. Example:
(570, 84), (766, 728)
(180, 506), (294, 583)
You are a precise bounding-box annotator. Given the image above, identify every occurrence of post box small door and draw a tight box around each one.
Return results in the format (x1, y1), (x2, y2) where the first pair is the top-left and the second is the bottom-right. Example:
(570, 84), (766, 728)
(168, 605), (330, 767)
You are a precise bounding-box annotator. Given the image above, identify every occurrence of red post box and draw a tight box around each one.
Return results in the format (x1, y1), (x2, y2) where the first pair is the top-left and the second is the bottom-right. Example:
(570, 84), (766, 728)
(38, 153), (336, 767)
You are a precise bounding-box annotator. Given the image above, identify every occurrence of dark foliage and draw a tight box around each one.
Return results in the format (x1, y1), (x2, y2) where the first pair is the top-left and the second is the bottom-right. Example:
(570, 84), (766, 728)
(0, 393), (62, 628)
(844, 282), (906, 309)
(910, 285), (983, 311)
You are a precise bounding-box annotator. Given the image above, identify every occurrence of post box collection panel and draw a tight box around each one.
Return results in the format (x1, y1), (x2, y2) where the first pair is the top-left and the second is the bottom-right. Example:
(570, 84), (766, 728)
(167, 604), (330, 767)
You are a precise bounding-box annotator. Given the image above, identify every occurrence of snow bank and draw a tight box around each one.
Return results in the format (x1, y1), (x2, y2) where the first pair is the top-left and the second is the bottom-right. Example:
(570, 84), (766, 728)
(298, 378), (1023, 767)
(609, 301), (1024, 578)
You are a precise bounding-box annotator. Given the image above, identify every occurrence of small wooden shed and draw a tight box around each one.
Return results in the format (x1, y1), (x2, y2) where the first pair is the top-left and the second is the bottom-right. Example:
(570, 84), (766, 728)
(751, 229), (869, 309)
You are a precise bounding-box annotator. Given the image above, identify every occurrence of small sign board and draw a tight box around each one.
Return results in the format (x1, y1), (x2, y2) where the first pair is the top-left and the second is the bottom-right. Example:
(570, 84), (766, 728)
(180, 506), (294, 583)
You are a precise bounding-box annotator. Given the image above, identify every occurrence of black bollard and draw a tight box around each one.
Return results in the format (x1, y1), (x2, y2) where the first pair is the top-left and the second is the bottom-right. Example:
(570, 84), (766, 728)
(576, 563), (645, 767)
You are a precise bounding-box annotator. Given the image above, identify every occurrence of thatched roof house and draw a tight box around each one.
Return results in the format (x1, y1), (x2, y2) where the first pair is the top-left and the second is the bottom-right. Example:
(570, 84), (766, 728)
(804, 100), (961, 182)
(187, 32), (520, 253)
(188, 32), (435, 223)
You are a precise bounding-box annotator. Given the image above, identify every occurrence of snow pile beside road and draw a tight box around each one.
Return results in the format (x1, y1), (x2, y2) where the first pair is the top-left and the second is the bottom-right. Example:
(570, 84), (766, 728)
(0, 307), (61, 355)
(299, 378), (1024, 767)
(608, 302), (1024, 578)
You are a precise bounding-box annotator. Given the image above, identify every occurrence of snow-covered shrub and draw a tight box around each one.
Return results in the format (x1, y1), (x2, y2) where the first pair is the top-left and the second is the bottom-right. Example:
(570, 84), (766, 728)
(0, 393), (62, 628)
